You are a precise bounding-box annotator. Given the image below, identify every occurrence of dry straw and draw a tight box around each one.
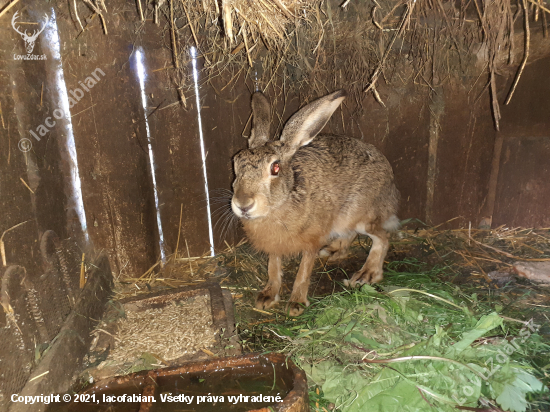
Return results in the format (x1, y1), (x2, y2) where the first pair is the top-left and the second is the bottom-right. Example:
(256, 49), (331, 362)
(96, 0), (549, 121)
(5, 0), (548, 121)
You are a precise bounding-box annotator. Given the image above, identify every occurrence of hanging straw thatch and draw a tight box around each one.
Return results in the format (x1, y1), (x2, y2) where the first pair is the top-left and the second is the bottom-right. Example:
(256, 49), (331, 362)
(69, 0), (550, 127)
(136, 0), (547, 127)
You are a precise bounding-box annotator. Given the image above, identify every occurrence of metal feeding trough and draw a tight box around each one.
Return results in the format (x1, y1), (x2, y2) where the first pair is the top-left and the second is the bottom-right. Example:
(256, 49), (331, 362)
(60, 285), (309, 412)
(7, 257), (309, 412)
(63, 353), (309, 412)
(84, 282), (242, 382)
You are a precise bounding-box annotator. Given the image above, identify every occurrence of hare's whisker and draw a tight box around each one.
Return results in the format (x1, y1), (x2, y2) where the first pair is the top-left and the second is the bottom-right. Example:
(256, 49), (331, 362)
(213, 208), (233, 233)
(219, 212), (238, 243)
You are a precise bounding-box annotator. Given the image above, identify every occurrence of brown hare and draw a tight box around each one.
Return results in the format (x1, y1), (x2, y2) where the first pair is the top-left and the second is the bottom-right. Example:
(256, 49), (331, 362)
(231, 90), (399, 316)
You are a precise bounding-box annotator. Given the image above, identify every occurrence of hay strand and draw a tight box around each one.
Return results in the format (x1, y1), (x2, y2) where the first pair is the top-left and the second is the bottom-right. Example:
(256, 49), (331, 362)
(0, 0), (20, 19)
(73, 0), (84, 32)
(175, 203), (183, 261)
(1, 220), (32, 267)
(79, 253), (86, 288)
(136, 0), (144, 21)
(222, 0), (234, 43)
(505, 0), (530, 105)
(170, 0), (179, 69)
(83, 0), (108, 34)
(364, 1), (414, 96)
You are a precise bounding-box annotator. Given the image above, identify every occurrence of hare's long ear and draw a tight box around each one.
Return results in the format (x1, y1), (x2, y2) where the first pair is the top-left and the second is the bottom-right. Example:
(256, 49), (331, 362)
(249, 92), (271, 149)
(280, 90), (346, 149)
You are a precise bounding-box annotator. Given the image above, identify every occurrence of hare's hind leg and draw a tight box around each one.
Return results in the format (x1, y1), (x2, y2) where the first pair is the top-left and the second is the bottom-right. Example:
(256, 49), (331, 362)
(286, 251), (316, 316)
(344, 225), (389, 287)
(256, 255), (282, 310)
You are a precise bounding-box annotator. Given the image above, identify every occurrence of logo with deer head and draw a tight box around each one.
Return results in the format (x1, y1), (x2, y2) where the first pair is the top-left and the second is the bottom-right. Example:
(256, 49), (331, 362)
(12, 11), (49, 54)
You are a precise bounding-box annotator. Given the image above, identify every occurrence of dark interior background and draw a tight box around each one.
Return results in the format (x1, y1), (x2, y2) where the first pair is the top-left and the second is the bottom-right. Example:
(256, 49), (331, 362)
(1, 0), (549, 279)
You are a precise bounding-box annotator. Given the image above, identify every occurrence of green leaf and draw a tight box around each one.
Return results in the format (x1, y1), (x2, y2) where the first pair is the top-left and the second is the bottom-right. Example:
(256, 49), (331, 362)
(343, 319), (358, 335)
(345, 330), (383, 349)
(495, 368), (548, 412)
(360, 284), (378, 295)
(303, 361), (341, 388)
(351, 379), (430, 412)
(353, 367), (402, 403)
(447, 312), (503, 355)
(323, 368), (367, 402)
(315, 306), (347, 327)
(496, 384), (529, 412)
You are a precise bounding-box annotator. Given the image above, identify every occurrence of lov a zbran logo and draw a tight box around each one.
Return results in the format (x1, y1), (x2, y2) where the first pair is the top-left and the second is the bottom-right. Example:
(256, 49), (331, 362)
(12, 10), (48, 60)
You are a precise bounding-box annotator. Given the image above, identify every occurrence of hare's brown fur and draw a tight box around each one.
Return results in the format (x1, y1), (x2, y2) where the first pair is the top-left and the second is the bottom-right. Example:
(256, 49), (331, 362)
(232, 90), (399, 316)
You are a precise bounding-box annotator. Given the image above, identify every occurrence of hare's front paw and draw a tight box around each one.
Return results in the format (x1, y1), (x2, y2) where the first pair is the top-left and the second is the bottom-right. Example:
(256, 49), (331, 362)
(344, 268), (384, 288)
(256, 290), (280, 310)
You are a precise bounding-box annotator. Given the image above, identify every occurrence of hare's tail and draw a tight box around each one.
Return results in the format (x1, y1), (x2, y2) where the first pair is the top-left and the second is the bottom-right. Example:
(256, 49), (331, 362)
(382, 215), (400, 232)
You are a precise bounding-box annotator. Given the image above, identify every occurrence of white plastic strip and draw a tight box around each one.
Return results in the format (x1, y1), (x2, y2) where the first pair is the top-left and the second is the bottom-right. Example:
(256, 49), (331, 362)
(44, 9), (89, 242)
(135, 48), (166, 262)
(190, 47), (215, 256)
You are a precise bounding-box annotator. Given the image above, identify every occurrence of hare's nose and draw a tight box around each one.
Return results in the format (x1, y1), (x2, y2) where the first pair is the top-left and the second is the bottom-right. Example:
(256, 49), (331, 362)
(239, 200), (255, 213)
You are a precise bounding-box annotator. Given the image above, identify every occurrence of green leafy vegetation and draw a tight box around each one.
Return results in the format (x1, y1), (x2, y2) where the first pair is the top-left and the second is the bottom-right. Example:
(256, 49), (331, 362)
(134, 226), (550, 411)
(241, 262), (549, 411)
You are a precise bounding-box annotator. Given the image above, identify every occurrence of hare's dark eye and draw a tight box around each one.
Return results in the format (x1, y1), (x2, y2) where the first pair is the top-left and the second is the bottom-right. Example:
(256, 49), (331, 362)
(270, 161), (280, 176)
